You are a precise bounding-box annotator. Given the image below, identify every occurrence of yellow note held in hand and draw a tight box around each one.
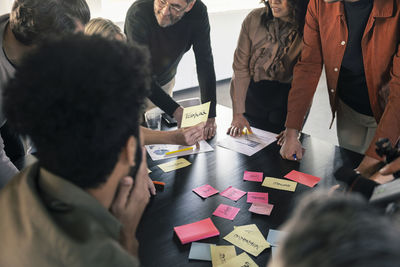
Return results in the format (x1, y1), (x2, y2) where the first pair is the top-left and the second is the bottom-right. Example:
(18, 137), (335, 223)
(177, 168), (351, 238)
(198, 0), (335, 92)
(262, 177), (297, 192)
(157, 158), (191, 172)
(181, 102), (210, 128)
(210, 245), (236, 267)
(219, 252), (259, 267)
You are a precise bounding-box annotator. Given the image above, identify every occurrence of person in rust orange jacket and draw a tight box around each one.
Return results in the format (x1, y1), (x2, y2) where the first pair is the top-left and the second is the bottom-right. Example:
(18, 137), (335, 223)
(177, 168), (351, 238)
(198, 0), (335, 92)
(279, 0), (400, 177)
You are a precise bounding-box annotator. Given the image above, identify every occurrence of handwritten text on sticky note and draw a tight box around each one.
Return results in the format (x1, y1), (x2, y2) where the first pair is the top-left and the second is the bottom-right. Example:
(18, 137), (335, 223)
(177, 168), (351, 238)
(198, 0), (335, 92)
(249, 203), (274, 215)
(210, 245), (236, 266)
(213, 204), (240, 220)
(262, 177), (297, 192)
(247, 192), (269, 204)
(224, 227), (270, 257)
(219, 252), (258, 267)
(243, 171), (263, 182)
(157, 158), (191, 172)
(193, 184), (219, 198)
(220, 186), (246, 201)
(181, 102), (210, 128)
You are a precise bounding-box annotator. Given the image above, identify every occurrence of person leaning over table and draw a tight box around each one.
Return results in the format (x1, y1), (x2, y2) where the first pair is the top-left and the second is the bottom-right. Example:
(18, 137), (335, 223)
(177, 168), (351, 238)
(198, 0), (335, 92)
(0, 0), (90, 188)
(84, 17), (206, 147)
(0, 35), (155, 266)
(124, 0), (217, 139)
(267, 191), (400, 267)
(278, 0), (400, 178)
(227, 0), (309, 136)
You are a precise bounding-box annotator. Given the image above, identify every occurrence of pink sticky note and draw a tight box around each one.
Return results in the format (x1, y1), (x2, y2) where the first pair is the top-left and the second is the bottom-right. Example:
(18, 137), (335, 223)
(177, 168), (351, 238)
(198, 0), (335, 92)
(174, 218), (220, 244)
(220, 186), (247, 201)
(193, 184), (219, 198)
(284, 170), (321, 187)
(247, 192), (269, 204)
(213, 204), (240, 220)
(249, 203), (274, 215)
(243, 171), (263, 182)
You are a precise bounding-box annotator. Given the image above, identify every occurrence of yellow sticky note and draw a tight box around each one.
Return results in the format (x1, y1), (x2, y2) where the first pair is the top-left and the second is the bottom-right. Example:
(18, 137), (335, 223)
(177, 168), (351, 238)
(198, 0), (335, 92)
(224, 227), (270, 257)
(157, 158), (191, 172)
(219, 252), (259, 267)
(262, 177), (297, 192)
(233, 224), (270, 247)
(210, 245), (236, 267)
(181, 102), (210, 128)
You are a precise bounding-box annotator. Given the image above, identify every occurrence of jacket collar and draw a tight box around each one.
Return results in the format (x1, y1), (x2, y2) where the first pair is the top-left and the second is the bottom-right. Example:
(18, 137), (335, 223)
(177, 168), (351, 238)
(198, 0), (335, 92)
(38, 166), (121, 240)
(333, 0), (393, 18)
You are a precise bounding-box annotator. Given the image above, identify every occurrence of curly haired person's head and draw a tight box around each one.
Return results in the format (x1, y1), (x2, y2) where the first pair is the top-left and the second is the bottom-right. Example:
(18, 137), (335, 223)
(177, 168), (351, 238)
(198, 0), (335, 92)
(3, 34), (151, 189)
(9, 0), (90, 45)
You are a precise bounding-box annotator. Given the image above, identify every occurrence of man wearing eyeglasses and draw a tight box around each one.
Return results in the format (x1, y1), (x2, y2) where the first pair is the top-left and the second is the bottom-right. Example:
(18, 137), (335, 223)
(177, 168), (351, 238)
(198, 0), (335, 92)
(125, 0), (217, 139)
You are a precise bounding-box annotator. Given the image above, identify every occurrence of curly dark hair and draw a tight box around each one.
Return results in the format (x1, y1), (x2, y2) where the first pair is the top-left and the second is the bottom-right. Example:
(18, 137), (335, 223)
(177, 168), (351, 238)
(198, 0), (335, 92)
(3, 34), (151, 189)
(261, 0), (309, 34)
(10, 0), (90, 45)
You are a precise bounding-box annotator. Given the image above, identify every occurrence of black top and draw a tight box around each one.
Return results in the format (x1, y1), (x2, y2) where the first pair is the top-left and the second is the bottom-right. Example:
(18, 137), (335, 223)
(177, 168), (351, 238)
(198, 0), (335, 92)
(337, 0), (373, 116)
(124, 0), (217, 117)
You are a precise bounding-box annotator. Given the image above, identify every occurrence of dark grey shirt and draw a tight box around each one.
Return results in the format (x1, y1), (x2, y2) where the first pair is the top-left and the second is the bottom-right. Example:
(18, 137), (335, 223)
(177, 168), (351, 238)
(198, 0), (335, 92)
(124, 0), (217, 117)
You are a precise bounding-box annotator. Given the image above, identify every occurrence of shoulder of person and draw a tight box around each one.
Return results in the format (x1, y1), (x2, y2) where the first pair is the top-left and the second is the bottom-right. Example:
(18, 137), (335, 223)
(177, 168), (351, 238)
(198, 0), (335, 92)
(127, 0), (153, 18)
(243, 7), (267, 28)
(185, 0), (209, 20)
(0, 14), (9, 25)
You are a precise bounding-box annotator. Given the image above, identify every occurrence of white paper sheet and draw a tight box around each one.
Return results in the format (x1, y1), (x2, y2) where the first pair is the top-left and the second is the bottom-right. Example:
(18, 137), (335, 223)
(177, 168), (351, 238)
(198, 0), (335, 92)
(145, 140), (214, 161)
(217, 127), (277, 156)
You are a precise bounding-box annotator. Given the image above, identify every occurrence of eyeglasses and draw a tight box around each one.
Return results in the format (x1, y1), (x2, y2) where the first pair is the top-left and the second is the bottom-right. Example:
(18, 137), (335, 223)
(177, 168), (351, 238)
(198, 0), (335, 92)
(158, 0), (187, 13)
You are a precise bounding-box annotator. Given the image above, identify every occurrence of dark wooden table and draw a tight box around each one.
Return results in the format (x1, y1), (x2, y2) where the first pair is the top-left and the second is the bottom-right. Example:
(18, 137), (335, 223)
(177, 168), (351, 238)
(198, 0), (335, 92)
(139, 105), (363, 267)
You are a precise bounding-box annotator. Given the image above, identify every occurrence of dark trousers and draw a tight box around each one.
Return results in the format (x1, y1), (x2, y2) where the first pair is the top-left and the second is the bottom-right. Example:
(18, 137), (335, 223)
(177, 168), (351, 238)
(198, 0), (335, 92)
(244, 80), (291, 133)
(0, 122), (25, 164)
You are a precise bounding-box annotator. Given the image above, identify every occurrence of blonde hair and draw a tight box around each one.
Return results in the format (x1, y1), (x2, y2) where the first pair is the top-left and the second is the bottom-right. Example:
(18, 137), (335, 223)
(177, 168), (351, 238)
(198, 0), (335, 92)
(84, 18), (125, 40)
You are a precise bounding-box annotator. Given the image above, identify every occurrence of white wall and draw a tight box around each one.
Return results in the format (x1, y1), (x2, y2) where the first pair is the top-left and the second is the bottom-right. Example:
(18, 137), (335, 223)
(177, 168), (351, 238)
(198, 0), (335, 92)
(0, 1), (259, 91)
(175, 9), (251, 90)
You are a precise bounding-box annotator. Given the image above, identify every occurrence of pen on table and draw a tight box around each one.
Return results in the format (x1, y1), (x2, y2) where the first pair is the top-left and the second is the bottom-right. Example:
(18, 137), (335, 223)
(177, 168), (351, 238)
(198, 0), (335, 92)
(293, 154), (297, 161)
(152, 181), (165, 190)
(165, 147), (193, 155)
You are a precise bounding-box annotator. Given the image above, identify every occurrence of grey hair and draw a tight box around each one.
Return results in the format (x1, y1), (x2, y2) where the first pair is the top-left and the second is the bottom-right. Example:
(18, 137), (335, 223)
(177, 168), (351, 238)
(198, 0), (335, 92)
(275, 191), (400, 267)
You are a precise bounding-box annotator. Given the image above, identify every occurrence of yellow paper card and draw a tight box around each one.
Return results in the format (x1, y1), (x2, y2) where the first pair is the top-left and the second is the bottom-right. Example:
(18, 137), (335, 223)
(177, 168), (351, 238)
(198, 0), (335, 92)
(233, 224), (270, 248)
(224, 227), (270, 257)
(262, 177), (297, 192)
(210, 245), (236, 267)
(157, 158), (191, 172)
(181, 102), (210, 128)
(147, 168), (152, 173)
(219, 252), (259, 267)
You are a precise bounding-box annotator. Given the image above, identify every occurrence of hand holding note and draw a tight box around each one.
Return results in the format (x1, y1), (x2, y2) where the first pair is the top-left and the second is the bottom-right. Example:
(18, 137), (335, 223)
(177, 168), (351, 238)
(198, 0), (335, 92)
(181, 102), (211, 128)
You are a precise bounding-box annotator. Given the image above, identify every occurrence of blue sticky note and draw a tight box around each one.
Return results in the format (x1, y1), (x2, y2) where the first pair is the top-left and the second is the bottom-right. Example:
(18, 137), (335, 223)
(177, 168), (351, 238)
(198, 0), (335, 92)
(267, 229), (287, 247)
(188, 242), (215, 261)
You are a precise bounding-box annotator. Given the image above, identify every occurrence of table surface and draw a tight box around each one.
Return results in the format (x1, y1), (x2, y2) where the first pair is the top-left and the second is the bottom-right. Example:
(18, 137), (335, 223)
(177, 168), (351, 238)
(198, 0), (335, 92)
(139, 105), (363, 267)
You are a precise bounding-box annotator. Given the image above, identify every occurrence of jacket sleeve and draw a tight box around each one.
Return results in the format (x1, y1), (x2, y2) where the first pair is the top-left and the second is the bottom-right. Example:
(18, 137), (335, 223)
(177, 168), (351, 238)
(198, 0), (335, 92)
(230, 12), (253, 115)
(192, 5), (217, 118)
(366, 48), (400, 158)
(285, 0), (323, 130)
